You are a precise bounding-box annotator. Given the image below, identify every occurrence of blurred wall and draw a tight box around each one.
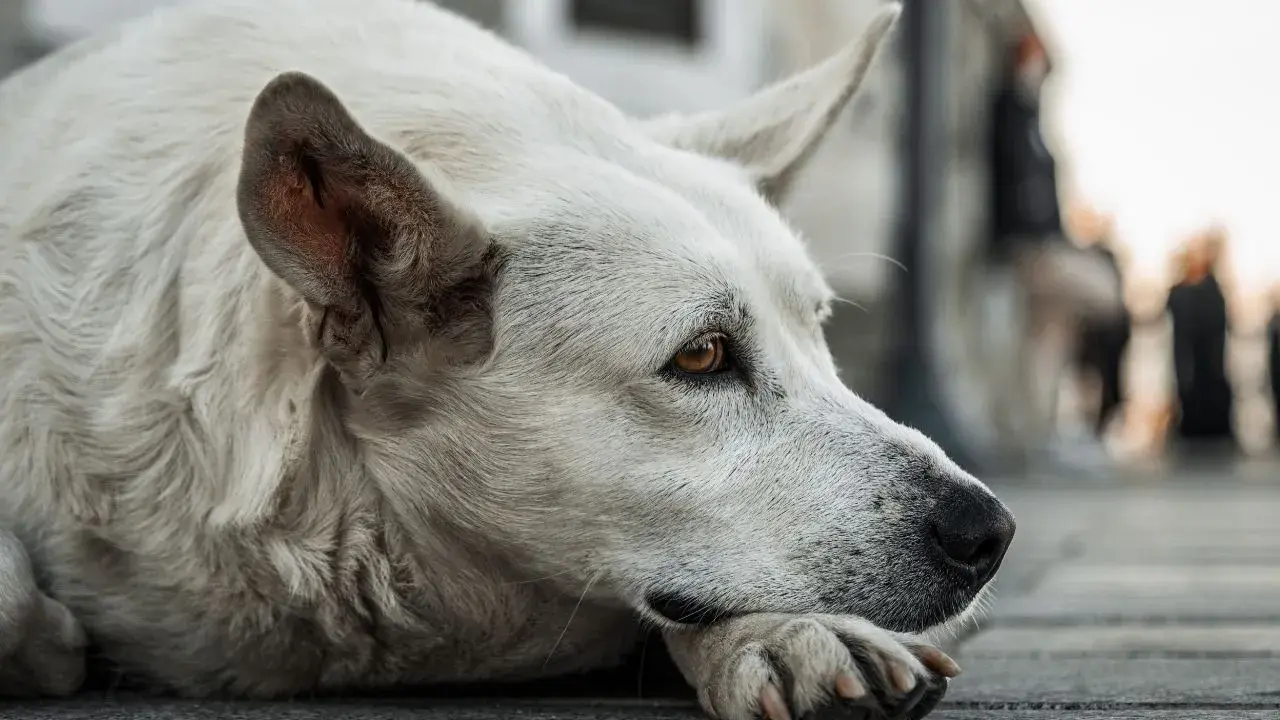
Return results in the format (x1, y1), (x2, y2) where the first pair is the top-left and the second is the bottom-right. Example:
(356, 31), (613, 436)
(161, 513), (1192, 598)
(924, 2), (1009, 452)
(25, 0), (181, 42)
(0, 0), (29, 77)
(432, 0), (505, 32)
(769, 0), (903, 300)
(765, 0), (904, 398)
(773, 0), (1028, 426)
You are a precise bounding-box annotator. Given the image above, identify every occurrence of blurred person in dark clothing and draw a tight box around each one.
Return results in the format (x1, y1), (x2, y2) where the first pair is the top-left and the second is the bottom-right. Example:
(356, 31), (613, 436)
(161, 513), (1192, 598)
(1267, 291), (1280, 440)
(1072, 224), (1131, 437)
(1166, 230), (1235, 446)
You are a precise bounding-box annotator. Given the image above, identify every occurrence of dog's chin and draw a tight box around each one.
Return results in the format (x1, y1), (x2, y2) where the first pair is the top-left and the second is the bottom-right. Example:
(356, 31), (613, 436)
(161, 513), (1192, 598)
(642, 590), (742, 628)
(869, 604), (958, 634)
(863, 582), (992, 634)
(642, 585), (984, 634)
(918, 583), (997, 640)
(865, 591), (981, 634)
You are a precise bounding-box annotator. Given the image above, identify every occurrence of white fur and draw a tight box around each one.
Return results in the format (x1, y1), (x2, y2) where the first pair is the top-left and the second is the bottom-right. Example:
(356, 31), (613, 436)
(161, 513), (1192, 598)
(0, 0), (1010, 714)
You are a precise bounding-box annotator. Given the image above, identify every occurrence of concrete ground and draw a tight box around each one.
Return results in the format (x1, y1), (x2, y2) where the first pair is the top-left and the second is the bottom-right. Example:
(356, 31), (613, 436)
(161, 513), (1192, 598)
(938, 456), (1280, 718)
(5, 457), (1279, 719)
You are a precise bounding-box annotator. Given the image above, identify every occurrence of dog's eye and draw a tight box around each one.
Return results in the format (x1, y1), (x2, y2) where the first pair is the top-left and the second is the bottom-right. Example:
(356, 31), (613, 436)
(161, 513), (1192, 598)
(670, 334), (729, 375)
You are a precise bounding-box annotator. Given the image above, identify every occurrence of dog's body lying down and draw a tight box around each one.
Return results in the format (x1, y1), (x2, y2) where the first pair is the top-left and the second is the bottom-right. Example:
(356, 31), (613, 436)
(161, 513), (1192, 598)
(0, 1), (1014, 717)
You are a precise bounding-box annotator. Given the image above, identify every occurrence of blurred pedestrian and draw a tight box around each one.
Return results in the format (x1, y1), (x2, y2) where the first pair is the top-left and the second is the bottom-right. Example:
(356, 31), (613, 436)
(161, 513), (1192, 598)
(1267, 291), (1280, 441)
(1073, 227), (1132, 437)
(1166, 230), (1235, 448)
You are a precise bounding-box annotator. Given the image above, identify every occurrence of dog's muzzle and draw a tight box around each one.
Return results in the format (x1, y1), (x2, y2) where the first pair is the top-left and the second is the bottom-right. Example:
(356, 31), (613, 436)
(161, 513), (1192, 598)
(642, 483), (1015, 631)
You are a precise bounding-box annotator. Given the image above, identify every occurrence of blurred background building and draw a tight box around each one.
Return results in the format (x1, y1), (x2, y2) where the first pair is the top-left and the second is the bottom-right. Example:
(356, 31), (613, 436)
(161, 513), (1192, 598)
(3, 0), (1275, 478)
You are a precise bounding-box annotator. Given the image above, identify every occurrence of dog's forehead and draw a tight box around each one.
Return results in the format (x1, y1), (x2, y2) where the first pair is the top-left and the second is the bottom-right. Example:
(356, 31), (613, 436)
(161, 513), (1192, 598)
(481, 145), (831, 312)
(655, 154), (835, 312)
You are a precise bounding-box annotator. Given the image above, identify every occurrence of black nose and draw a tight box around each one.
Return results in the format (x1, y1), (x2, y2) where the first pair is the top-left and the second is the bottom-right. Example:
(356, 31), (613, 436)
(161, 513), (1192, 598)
(928, 486), (1016, 584)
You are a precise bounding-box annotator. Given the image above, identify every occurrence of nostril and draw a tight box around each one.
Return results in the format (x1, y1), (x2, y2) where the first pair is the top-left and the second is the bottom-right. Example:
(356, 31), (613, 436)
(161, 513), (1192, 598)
(974, 535), (1005, 564)
(929, 502), (1015, 583)
(931, 523), (980, 564)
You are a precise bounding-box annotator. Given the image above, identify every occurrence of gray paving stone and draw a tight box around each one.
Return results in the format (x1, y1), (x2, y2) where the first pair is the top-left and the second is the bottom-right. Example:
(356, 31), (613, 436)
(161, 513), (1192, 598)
(982, 486), (1280, 571)
(1037, 564), (1280, 595)
(1074, 538), (1280, 564)
(990, 562), (1280, 622)
(961, 624), (1280, 657)
(2, 699), (704, 720)
(8, 700), (1279, 720)
(931, 707), (1280, 712)
(992, 594), (1280, 623)
(983, 492), (1095, 594)
(990, 486), (1280, 531)
(944, 657), (1280, 705)
(1096, 519), (1280, 537)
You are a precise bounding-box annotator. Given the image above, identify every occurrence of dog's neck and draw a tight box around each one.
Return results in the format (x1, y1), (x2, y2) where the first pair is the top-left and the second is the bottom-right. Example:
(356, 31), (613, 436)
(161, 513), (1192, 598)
(212, 270), (480, 594)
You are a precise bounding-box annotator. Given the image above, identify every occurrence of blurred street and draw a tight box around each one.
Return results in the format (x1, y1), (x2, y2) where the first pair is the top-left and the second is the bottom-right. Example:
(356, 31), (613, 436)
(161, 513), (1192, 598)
(943, 462), (1280, 717)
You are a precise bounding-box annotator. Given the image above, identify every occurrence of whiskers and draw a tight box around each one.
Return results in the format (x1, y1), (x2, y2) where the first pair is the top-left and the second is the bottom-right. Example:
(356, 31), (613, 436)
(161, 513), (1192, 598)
(924, 585), (998, 645)
(542, 571), (601, 670)
(819, 251), (907, 316)
(500, 567), (577, 586)
(829, 294), (869, 314)
(825, 250), (908, 274)
(968, 583), (998, 625)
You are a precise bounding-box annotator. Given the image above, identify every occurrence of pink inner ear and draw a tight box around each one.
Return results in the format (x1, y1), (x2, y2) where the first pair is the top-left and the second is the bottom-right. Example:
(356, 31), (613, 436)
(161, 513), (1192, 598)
(263, 152), (351, 282)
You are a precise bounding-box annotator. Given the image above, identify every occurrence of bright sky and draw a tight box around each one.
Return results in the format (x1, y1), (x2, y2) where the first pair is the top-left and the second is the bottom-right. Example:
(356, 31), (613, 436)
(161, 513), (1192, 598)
(1029, 0), (1280, 297)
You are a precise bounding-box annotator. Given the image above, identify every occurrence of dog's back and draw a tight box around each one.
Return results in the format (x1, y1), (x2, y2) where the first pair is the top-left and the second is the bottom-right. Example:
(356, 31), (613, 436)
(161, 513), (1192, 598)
(0, 0), (645, 695)
(0, 0), (622, 522)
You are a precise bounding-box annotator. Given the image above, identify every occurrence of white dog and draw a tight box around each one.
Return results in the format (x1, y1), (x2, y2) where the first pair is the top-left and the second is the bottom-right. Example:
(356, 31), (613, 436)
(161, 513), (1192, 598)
(0, 1), (1015, 718)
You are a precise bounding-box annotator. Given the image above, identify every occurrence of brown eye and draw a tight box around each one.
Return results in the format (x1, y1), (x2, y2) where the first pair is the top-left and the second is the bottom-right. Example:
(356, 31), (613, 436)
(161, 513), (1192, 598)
(671, 334), (729, 374)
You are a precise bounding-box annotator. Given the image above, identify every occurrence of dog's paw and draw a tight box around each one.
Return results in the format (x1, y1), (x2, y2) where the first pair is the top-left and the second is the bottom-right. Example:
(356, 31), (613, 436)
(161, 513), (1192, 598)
(667, 614), (957, 720)
(0, 531), (88, 697)
(0, 592), (89, 697)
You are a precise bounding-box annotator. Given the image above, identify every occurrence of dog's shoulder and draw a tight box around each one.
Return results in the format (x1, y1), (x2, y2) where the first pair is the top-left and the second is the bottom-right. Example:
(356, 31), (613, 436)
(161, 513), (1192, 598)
(0, 0), (643, 696)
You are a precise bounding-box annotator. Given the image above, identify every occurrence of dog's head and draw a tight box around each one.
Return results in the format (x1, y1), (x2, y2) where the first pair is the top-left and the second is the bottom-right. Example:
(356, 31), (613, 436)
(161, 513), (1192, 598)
(235, 5), (1013, 634)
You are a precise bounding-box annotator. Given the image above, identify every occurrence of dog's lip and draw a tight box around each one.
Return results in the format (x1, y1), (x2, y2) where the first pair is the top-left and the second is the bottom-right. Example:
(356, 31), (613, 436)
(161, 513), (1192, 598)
(643, 590), (741, 628)
(643, 582), (982, 632)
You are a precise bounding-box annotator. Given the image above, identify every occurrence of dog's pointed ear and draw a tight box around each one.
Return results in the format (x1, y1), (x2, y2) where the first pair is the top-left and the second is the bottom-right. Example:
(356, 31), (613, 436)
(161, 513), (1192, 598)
(640, 4), (900, 204)
(237, 71), (488, 365)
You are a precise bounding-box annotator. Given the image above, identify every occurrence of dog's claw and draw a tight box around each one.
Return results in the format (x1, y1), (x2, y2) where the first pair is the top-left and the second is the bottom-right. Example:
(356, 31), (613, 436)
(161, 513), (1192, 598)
(902, 677), (949, 720)
(760, 684), (793, 720)
(834, 671), (866, 700)
(913, 646), (961, 678)
(889, 663), (916, 694)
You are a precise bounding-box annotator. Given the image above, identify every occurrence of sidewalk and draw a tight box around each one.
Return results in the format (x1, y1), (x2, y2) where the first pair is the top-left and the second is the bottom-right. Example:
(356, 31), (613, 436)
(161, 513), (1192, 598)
(6, 461), (1279, 719)
(939, 459), (1280, 718)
